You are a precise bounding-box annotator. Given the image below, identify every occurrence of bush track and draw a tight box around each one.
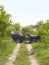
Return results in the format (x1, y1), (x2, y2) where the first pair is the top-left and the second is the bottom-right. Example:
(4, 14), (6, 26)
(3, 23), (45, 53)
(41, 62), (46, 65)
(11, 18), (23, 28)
(5, 43), (20, 65)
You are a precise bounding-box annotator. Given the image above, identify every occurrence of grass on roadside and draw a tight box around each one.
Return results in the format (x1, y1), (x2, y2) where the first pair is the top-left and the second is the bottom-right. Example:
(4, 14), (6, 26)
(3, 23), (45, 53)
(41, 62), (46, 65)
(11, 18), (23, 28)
(14, 43), (30, 65)
(32, 42), (49, 65)
(0, 39), (16, 65)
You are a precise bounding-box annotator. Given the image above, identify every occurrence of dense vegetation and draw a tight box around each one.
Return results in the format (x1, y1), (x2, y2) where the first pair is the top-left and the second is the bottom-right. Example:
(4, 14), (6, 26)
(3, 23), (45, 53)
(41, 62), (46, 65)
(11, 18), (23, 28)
(32, 42), (49, 65)
(0, 5), (16, 65)
(0, 40), (16, 65)
(0, 5), (49, 65)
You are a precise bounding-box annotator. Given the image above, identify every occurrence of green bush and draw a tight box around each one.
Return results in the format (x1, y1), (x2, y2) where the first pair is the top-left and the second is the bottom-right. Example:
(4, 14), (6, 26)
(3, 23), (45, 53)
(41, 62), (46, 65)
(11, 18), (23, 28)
(32, 42), (49, 65)
(0, 39), (16, 65)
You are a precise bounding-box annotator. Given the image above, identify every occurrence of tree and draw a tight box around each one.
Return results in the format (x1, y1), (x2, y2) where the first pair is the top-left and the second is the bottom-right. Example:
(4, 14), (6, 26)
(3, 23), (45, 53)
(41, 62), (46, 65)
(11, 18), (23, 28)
(0, 5), (12, 37)
(13, 23), (21, 31)
(35, 20), (49, 48)
(22, 25), (37, 35)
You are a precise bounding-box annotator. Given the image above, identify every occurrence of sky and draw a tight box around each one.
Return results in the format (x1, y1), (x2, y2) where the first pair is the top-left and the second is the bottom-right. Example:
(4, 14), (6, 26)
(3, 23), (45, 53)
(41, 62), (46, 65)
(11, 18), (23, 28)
(0, 0), (49, 26)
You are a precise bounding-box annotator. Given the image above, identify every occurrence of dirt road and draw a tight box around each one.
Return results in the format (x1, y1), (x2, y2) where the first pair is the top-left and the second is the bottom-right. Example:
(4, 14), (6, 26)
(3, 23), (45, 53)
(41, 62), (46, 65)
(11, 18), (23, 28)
(5, 43), (39, 65)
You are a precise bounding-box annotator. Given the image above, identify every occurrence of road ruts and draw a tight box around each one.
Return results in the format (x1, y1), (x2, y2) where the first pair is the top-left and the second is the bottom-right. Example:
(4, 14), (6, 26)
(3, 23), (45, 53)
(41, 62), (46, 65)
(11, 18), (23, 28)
(5, 43), (20, 65)
(26, 44), (39, 65)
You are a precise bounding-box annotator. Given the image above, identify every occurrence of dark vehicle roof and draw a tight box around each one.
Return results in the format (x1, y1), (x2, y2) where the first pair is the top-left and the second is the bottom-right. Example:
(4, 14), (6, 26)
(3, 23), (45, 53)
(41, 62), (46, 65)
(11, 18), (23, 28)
(10, 30), (23, 36)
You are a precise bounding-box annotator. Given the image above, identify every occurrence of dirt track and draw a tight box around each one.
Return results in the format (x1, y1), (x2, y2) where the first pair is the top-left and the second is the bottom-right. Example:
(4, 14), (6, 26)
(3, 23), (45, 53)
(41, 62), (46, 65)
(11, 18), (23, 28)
(26, 44), (39, 65)
(5, 43), (39, 65)
(5, 43), (20, 65)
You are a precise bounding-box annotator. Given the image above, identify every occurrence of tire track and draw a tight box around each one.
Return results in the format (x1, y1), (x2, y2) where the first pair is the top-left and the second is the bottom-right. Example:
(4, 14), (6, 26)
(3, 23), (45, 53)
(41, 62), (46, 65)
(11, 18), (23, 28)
(5, 43), (20, 65)
(26, 44), (39, 65)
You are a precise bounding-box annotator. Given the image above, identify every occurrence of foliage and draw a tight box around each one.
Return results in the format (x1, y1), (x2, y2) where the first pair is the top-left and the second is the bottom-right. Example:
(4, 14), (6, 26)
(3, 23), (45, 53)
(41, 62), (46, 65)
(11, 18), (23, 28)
(0, 5), (12, 37)
(0, 39), (16, 65)
(13, 23), (21, 31)
(22, 25), (37, 35)
(32, 42), (49, 65)
(0, 5), (13, 60)
(33, 20), (49, 48)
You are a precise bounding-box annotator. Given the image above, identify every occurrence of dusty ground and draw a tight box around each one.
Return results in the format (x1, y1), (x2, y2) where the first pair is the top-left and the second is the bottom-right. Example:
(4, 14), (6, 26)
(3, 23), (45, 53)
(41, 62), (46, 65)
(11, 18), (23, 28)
(5, 43), (20, 65)
(26, 44), (39, 65)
